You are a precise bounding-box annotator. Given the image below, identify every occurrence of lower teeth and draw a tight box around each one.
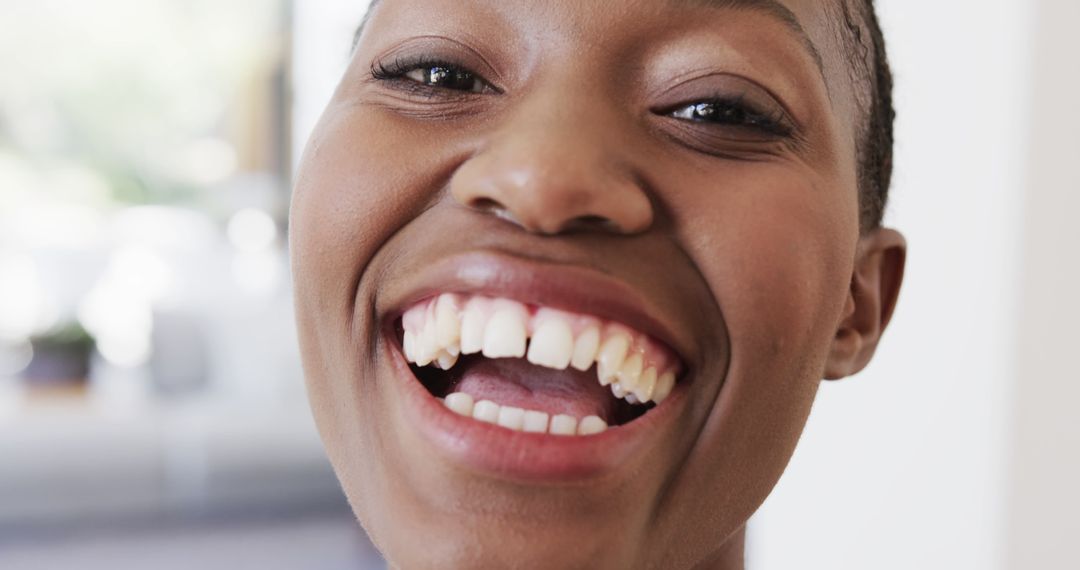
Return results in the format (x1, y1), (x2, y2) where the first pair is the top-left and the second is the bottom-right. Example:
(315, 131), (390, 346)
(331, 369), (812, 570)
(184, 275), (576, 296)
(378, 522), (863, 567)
(442, 392), (609, 436)
(412, 356), (653, 429)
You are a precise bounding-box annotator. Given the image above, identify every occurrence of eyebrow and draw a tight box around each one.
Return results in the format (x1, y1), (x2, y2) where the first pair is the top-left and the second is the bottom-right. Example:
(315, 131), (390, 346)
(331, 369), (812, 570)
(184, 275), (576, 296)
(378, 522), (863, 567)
(679, 0), (826, 78)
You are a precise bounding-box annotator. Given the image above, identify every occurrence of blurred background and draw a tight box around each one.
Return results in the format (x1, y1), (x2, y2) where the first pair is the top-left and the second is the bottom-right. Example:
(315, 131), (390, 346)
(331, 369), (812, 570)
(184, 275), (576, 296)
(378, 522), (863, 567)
(0, 0), (381, 568)
(0, 0), (1075, 569)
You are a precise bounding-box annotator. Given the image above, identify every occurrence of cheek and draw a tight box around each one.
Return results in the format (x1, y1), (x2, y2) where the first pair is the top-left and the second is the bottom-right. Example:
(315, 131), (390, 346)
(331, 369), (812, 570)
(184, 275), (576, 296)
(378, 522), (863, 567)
(290, 104), (469, 331)
(671, 162), (858, 361)
(289, 106), (435, 457)
(653, 163), (858, 554)
(290, 105), (474, 538)
(679, 161), (857, 438)
(293, 107), (420, 301)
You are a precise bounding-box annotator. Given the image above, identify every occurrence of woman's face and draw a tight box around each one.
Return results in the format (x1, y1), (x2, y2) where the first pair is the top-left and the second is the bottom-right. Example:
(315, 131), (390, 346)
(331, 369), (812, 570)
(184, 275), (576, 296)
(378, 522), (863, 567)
(291, 0), (903, 567)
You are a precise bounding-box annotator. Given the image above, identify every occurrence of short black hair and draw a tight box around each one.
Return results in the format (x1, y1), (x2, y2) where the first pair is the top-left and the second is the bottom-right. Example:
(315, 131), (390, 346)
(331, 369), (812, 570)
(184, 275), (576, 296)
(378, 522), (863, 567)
(352, 0), (895, 230)
(835, 0), (895, 230)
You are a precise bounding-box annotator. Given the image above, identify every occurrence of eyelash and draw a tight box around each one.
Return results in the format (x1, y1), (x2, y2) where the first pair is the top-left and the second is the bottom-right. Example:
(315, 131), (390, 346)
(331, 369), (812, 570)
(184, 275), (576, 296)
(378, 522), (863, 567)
(371, 58), (792, 137)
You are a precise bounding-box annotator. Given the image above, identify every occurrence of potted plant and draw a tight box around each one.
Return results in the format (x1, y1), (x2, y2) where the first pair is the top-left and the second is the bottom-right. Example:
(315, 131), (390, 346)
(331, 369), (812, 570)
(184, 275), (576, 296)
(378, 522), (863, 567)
(23, 321), (96, 394)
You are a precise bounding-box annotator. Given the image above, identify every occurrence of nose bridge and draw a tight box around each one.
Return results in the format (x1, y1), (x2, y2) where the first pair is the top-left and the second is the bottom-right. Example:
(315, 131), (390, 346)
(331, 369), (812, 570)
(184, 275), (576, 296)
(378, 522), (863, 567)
(450, 75), (653, 235)
(503, 82), (622, 175)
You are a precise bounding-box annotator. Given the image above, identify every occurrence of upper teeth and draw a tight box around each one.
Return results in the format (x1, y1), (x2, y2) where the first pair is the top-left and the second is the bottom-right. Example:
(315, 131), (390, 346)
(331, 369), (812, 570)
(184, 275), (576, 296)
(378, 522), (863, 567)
(401, 294), (679, 406)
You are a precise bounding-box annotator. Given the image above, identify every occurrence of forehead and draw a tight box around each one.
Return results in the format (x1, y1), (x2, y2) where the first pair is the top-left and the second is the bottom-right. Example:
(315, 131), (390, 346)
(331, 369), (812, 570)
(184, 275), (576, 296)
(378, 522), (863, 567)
(681, 0), (826, 73)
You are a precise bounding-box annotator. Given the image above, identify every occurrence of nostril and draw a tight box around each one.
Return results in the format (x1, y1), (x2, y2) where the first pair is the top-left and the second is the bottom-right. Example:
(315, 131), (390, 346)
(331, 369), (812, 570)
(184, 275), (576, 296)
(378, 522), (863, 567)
(468, 197), (526, 228)
(566, 215), (620, 233)
(470, 197), (503, 213)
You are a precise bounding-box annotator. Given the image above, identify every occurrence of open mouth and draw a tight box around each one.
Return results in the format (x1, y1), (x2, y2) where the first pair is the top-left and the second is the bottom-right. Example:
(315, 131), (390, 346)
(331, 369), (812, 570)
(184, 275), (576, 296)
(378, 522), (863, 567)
(398, 293), (683, 437)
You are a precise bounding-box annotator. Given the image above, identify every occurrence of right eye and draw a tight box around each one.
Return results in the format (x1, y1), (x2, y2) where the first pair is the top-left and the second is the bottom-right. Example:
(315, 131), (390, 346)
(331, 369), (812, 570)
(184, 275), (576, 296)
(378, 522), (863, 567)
(403, 65), (486, 93)
(372, 57), (493, 95)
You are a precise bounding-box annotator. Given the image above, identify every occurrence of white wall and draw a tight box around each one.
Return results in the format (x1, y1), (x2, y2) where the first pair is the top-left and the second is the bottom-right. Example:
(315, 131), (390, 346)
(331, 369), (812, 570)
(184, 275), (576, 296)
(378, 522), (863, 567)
(1006, 1), (1080, 568)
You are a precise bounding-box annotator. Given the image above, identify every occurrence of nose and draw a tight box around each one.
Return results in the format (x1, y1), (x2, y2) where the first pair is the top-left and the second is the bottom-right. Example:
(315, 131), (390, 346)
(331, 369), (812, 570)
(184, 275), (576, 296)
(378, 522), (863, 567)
(449, 88), (654, 236)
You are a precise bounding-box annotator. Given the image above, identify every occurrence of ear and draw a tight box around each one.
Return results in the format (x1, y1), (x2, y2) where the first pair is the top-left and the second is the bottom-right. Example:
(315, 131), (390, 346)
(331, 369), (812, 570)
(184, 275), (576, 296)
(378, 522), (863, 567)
(824, 227), (907, 380)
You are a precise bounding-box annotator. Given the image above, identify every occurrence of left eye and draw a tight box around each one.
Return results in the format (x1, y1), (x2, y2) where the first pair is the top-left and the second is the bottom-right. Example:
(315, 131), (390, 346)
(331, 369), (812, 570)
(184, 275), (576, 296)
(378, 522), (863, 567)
(670, 101), (779, 132)
(404, 65), (486, 93)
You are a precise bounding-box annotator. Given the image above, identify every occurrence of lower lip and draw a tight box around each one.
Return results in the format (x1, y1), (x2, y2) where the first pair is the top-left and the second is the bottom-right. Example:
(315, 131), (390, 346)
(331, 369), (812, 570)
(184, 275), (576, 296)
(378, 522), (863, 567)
(386, 338), (684, 482)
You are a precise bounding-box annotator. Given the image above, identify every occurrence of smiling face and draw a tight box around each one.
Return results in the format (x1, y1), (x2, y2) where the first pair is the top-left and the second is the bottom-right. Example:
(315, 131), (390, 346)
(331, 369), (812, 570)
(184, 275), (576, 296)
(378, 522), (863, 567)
(290, 0), (905, 568)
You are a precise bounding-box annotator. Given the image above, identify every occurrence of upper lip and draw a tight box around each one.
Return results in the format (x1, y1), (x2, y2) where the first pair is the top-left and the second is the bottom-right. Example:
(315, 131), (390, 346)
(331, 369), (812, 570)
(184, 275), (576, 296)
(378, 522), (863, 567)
(380, 250), (694, 371)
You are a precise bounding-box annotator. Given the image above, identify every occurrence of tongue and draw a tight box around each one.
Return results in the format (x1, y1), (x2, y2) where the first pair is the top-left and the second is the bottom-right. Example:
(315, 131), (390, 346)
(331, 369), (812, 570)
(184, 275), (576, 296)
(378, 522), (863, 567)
(449, 356), (615, 422)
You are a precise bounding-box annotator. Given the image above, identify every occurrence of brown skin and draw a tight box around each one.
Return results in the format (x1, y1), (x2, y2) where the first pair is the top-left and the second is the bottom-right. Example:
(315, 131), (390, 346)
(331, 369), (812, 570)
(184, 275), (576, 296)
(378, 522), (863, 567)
(290, 0), (906, 568)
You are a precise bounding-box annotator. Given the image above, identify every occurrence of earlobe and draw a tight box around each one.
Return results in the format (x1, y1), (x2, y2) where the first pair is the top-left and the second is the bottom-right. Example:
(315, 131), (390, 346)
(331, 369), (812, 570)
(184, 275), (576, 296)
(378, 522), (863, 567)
(824, 228), (907, 380)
